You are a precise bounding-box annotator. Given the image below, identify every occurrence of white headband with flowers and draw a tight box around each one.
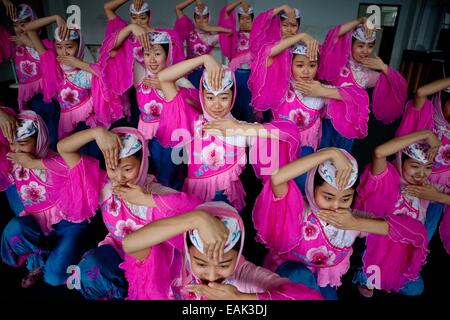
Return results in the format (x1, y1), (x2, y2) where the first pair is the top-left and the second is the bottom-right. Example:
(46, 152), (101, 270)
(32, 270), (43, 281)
(130, 2), (151, 15)
(202, 68), (234, 96)
(118, 133), (142, 159)
(402, 142), (430, 164)
(15, 119), (37, 141)
(318, 157), (359, 190)
(352, 24), (376, 43)
(280, 8), (301, 19)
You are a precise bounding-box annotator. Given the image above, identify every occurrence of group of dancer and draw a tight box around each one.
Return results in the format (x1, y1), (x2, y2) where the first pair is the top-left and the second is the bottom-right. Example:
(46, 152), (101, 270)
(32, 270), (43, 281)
(0, 0), (448, 300)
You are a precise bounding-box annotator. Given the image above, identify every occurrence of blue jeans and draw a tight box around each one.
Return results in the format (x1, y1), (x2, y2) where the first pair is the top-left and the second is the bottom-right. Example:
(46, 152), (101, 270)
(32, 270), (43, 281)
(320, 118), (354, 153)
(231, 69), (256, 123)
(188, 67), (204, 90)
(77, 244), (127, 300)
(276, 260), (338, 300)
(1, 216), (90, 286)
(30, 94), (60, 152)
(5, 185), (24, 216)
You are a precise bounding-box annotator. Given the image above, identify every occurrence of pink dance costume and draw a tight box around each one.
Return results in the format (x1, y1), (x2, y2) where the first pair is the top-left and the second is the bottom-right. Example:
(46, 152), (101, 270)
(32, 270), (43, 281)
(396, 92), (450, 253)
(54, 127), (203, 299)
(0, 111), (95, 286)
(39, 28), (101, 139)
(354, 155), (429, 293)
(158, 67), (298, 211)
(253, 149), (363, 298)
(318, 24), (407, 125)
(120, 201), (323, 300)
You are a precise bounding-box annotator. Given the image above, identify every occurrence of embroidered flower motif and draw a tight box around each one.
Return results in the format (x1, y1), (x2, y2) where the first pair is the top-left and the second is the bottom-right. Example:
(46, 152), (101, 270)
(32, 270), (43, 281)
(306, 246), (336, 266)
(288, 108), (311, 129)
(189, 32), (198, 43)
(435, 144), (450, 166)
(340, 66), (350, 78)
(14, 167), (30, 181)
(393, 205), (418, 220)
(106, 195), (122, 217)
(114, 219), (143, 238)
(20, 181), (46, 205)
(140, 83), (152, 94)
(193, 43), (208, 56)
(60, 87), (80, 106)
(133, 46), (144, 63)
(143, 100), (163, 118)
(201, 143), (225, 169)
(303, 221), (320, 241)
(238, 37), (249, 50)
(16, 46), (25, 56)
(19, 60), (37, 77)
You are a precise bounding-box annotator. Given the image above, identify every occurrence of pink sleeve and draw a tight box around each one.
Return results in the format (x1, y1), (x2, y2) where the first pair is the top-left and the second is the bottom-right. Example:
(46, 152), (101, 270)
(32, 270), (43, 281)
(317, 24), (351, 82)
(105, 16), (128, 37)
(121, 240), (183, 300)
(90, 62), (125, 127)
(156, 91), (199, 148)
(234, 260), (323, 300)
(179, 87), (201, 113)
(363, 214), (428, 292)
(39, 49), (63, 103)
(248, 10), (290, 112)
(326, 84), (370, 139)
(0, 26), (13, 63)
(355, 162), (401, 219)
(0, 108), (15, 191)
(372, 67), (407, 124)
(440, 206), (450, 254)
(44, 155), (106, 223)
(250, 120), (300, 180)
(97, 30), (134, 96)
(174, 15), (195, 42)
(218, 5), (237, 60)
(396, 99), (434, 136)
(253, 179), (304, 254)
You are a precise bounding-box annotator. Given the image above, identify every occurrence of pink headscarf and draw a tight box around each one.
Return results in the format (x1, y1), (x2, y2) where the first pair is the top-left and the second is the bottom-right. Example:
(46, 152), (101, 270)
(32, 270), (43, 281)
(432, 90), (449, 129)
(110, 127), (149, 186)
(198, 66), (237, 122)
(17, 111), (49, 159)
(53, 27), (85, 73)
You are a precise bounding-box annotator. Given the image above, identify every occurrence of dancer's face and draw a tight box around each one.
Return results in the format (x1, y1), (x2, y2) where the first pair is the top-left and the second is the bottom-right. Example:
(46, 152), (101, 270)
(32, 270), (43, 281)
(292, 54), (318, 82)
(56, 40), (79, 57)
(352, 40), (374, 63)
(402, 157), (433, 185)
(144, 44), (167, 74)
(203, 89), (233, 120)
(238, 14), (253, 32)
(194, 14), (209, 28)
(189, 246), (238, 284)
(107, 156), (141, 187)
(130, 13), (150, 27)
(280, 18), (299, 39)
(314, 182), (355, 211)
(9, 135), (37, 155)
(13, 18), (30, 36)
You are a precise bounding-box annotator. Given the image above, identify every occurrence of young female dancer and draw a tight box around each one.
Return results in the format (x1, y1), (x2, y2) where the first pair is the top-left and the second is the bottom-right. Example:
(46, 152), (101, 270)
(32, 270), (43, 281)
(253, 147), (391, 299)
(0, 110), (93, 288)
(353, 130), (445, 296)
(174, 0), (231, 88)
(120, 201), (324, 300)
(158, 54), (299, 212)
(317, 17), (407, 152)
(0, 3), (60, 149)
(218, 0), (254, 121)
(56, 126), (203, 299)
(396, 78), (450, 251)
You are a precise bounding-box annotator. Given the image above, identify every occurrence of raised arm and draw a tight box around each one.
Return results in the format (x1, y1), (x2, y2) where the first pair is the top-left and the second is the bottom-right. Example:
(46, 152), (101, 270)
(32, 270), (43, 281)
(271, 148), (354, 198)
(372, 130), (440, 175)
(123, 210), (229, 261)
(25, 15), (69, 53)
(414, 78), (450, 109)
(270, 32), (319, 61)
(198, 24), (232, 34)
(111, 23), (150, 51)
(2, 0), (17, 21)
(57, 127), (122, 169)
(226, 0), (245, 16)
(159, 54), (223, 100)
(176, 0), (196, 19)
(104, 0), (128, 21)
(272, 4), (294, 18)
(338, 17), (367, 37)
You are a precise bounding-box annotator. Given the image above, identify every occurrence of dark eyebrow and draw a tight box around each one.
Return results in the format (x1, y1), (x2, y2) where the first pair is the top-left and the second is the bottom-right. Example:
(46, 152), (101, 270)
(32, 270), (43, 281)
(193, 256), (208, 263)
(322, 192), (335, 197)
(219, 259), (233, 264)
